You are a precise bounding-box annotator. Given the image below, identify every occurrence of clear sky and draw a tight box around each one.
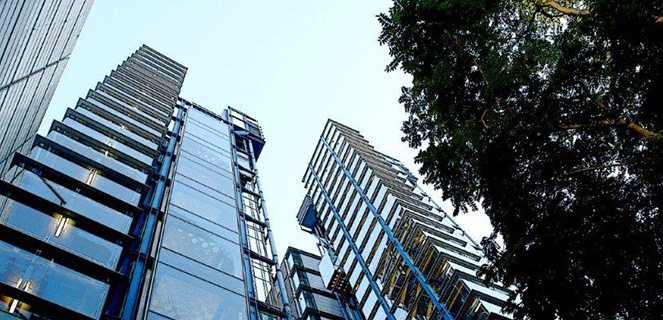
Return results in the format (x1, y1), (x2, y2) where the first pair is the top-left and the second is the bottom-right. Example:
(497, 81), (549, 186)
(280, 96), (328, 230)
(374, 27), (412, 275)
(41, 0), (493, 257)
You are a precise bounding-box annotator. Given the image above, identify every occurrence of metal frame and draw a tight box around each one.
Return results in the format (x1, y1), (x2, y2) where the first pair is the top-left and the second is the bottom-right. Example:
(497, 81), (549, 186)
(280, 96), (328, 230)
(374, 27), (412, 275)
(120, 102), (185, 320)
(307, 162), (395, 320)
(319, 136), (454, 320)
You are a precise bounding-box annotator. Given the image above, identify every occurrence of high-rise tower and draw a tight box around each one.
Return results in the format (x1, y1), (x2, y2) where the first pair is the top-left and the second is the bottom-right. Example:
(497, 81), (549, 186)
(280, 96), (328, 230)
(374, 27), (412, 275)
(0, 46), (291, 320)
(0, 0), (94, 175)
(298, 120), (513, 320)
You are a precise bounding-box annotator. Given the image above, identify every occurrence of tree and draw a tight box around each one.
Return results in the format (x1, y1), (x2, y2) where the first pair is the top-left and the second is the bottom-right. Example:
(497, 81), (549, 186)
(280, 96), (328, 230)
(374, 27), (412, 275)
(378, 1), (663, 319)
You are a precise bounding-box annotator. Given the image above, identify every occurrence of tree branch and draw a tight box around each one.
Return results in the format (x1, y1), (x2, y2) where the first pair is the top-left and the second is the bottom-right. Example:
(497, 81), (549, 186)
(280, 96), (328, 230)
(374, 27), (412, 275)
(481, 108), (490, 128)
(561, 118), (662, 140)
(559, 157), (663, 178)
(538, 1), (589, 17)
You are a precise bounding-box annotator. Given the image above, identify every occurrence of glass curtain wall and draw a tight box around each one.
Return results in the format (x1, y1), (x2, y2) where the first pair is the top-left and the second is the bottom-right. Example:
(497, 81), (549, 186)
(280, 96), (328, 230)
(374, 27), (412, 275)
(0, 45), (186, 320)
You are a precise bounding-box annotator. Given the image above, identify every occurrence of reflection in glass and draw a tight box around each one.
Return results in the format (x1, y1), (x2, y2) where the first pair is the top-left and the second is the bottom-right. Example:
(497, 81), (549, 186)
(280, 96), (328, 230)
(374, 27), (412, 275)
(149, 263), (247, 320)
(169, 181), (238, 232)
(0, 241), (109, 319)
(15, 170), (132, 233)
(161, 216), (242, 278)
(0, 200), (122, 269)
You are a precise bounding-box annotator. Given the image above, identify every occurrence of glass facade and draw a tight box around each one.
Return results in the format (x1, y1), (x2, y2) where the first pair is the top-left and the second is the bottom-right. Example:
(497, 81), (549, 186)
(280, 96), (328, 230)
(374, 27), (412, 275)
(0, 46), (186, 319)
(298, 121), (514, 320)
(0, 0), (94, 175)
(0, 45), (292, 320)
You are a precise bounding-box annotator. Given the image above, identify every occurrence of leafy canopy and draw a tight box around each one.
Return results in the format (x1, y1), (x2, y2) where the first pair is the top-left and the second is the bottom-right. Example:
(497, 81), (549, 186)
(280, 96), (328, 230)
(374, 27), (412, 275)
(379, 0), (663, 319)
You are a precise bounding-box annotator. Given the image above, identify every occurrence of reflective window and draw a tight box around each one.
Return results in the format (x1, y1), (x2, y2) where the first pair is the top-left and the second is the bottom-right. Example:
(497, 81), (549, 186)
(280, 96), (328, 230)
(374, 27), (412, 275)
(180, 135), (231, 170)
(184, 121), (229, 147)
(161, 216), (243, 278)
(158, 248), (244, 295)
(47, 131), (147, 183)
(29, 147), (141, 205)
(176, 156), (234, 197)
(188, 108), (229, 137)
(168, 204), (237, 239)
(1, 200), (122, 269)
(63, 118), (153, 164)
(75, 107), (158, 150)
(16, 170), (132, 233)
(0, 241), (109, 319)
(169, 181), (238, 232)
(148, 263), (247, 320)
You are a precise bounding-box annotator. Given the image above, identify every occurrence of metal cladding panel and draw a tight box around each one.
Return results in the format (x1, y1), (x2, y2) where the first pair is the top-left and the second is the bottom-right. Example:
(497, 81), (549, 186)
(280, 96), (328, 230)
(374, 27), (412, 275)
(0, 0), (94, 177)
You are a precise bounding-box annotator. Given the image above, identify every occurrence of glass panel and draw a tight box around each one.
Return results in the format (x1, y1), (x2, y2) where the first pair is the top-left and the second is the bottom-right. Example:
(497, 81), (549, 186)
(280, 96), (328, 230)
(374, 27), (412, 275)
(168, 204), (237, 239)
(63, 118), (153, 165)
(158, 248), (244, 295)
(184, 121), (229, 147)
(87, 97), (162, 137)
(47, 131), (147, 183)
(15, 171), (132, 233)
(161, 216), (242, 278)
(75, 107), (158, 150)
(149, 263), (247, 320)
(146, 311), (173, 320)
(179, 136), (231, 173)
(175, 156), (234, 197)
(0, 240), (109, 319)
(188, 108), (229, 137)
(29, 147), (141, 206)
(169, 181), (238, 232)
(1, 200), (122, 269)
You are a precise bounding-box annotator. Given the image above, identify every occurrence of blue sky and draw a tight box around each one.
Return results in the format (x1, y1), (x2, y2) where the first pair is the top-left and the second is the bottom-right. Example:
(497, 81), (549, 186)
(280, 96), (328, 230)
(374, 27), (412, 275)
(41, 0), (492, 256)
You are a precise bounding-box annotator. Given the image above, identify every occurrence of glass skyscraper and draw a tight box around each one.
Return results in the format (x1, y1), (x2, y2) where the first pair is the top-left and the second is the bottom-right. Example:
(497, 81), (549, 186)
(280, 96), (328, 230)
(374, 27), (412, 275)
(0, 0), (94, 175)
(0, 46), (291, 320)
(297, 120), (513, 320)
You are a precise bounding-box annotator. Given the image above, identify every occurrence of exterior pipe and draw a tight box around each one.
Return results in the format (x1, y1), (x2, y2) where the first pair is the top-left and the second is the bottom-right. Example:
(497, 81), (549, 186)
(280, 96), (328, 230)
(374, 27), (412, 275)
(320, 137), (455, 320)
(246, 141), (293, 320)
(121, 103), (184, 320)
(226, 111), (259, 320)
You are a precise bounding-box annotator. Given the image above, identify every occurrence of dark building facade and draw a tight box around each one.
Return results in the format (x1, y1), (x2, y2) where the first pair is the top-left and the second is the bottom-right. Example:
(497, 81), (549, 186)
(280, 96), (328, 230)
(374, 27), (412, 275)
(0, 0), (94, 175)
(0, 46), (291, 320)
(278, 247), (364, 320)
(298, 120), (513, 320)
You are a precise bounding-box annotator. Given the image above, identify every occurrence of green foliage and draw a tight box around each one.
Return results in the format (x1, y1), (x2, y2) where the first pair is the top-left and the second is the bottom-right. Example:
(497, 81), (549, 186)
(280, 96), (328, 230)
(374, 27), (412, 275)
(379, 0), (663, 319)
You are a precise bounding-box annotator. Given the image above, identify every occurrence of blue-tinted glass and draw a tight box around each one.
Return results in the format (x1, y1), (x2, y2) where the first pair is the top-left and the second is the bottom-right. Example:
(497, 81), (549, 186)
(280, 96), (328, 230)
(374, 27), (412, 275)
(62, 118), (153, 164)
(29, 147), (141, 205)
(86, 97), (162, 137)
(161, 216), (242, 278)
(169, 181), (238, 232)
(0, 241), (109, 319)
(184, 121), (229, 148)
(1, 200), (122, 269)
(75, 107), (158, 150)
(158, 248), (244, 295)
(168, 204), (237, 239)
(178, 151), (231, 179)
(174, 171), (234, 202)
(187, 108), (229, 137)
(148, 263), (247, 320)
(47, 131), (147, 183)
(180, 135), (231, 171)
(15, 170), (132, 233)
(146, 311), (173, 320)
